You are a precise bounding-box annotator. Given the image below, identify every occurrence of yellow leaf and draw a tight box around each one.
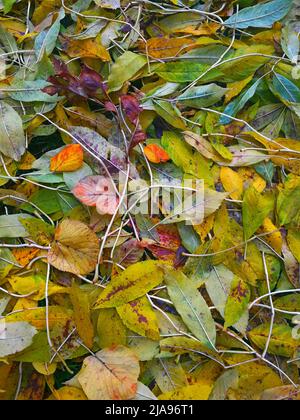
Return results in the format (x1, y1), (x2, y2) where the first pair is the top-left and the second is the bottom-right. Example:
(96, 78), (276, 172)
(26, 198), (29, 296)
(50, 144), (84, 172)
(70, 283), (94, 348)
(65, 37), (111, 61)
(50, 386), (87, 400)
(117, 296), (160, 341)
(225, 76), (253, 104)
(94, 260), (168, 308)
(77, 345), (140, 400)
(144, 37), (194, 58)
(97, 308), (127, 348)
(220, 167), (243, 200)
(5, 306), (73, 330)
(194, 214), (215, 242)
(8, 274), (66, 301)
(238, 167), (266, 193)
(258, 218), (283, 254)
(33, 362), (57, 376)
(287, 229), (300, 262)
(48, 219), (99, 275)
(0, 18), (26, 38)
(177, 22), (220, 35)
(227, 361), (281, 400)
(158, 381), (213, 400)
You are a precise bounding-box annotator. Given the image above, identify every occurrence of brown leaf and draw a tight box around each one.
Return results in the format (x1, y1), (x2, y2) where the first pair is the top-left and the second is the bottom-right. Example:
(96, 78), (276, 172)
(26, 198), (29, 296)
(48, 219), (99, 275)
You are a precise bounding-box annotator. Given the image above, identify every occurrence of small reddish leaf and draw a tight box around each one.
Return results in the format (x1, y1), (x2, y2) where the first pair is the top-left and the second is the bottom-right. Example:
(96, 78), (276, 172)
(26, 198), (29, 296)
(144, 144), (170, 164)
(72, 175), (119, 215)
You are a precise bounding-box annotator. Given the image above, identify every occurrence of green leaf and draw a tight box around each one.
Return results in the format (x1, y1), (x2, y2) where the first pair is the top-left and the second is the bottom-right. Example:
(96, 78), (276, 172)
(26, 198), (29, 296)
(2, 0), (16, 13)
(153, 100), (186, 130)
(0, 101), (26, 161)
(0, 214), (33, 238)
(281, 25), (300, 64)
(224, 277), (251, 329)
(108, 51), (147, 92)
(275, 293), (300, 313)
(34, 9), (65, 61)
(271, 73), (300, 104)
(155, 62), (220, 83)
(177, 84), (227, 109)
(7, 80), (60, 103)
(248, 323), (300, 357)
(277, 175), (300, 226)
(225, 0), (293, 29)
(164, 268), (216, 349)
(220, 80), (260, 124)
(242, 187), (274, 239)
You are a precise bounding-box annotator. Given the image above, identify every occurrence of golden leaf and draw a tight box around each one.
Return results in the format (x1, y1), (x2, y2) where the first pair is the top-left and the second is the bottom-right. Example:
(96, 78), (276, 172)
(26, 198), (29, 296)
(48, 219), (99, 275)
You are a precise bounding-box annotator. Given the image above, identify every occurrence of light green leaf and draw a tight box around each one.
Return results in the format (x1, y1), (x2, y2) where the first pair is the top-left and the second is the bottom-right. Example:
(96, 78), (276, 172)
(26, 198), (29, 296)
(7, 80), (60, 103)
(243, 187), (274, 239)
(0, 101), (26, 161)
(164, 268), (216, 349)
(108, 51), (147, 92)
(281, 25), (300, 64)
(177, 84), (227, 109)
(225, 0), (293, 29)
(153, 100), (186, 130)
(209, 369), (239, 400)
(224, 277), (251, 329)
(0, 214), (33, 238)
(0, 320), (37, 357)
(34, 9), (65, 61)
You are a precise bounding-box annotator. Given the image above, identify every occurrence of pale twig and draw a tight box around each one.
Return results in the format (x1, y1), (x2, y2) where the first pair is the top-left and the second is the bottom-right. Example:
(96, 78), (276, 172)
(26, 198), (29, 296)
(261, 252), (275, 358)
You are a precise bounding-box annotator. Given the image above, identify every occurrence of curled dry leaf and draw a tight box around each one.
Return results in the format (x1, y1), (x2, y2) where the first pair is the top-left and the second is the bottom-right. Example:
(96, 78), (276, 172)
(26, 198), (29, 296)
(47, 219), (99, 275)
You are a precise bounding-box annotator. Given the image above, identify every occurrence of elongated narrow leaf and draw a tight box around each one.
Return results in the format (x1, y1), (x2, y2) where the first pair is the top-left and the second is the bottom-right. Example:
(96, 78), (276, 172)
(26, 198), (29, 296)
(225, 0), (293, 29)
(164, 268), (216, 348)
(0, 101), (26, 161)
(94, 261), (167, 308)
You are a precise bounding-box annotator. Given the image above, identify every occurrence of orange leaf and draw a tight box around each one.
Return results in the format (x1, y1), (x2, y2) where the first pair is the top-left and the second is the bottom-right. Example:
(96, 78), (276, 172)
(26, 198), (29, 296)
(12, 247), (40, 266)
(50, 144), (83, 172)
(65, 37), (111, 61)
(144, 144), (170, 164)
(144, 37), (194, 59)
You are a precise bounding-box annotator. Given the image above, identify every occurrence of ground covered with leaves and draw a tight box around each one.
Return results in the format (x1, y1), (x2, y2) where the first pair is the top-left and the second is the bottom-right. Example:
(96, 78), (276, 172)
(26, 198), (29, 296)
(0, 0), (300, 401)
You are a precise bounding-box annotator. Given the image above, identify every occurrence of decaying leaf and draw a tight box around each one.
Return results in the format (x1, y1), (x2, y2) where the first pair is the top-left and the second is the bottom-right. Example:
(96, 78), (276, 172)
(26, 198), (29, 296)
(77, 346), (140, 400)
(48, 219), (99, 275)
(1, 0), (300, 401)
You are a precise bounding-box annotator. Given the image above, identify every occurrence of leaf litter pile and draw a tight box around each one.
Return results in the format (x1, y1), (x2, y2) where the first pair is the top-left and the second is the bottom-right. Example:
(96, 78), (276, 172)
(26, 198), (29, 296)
(0, 0), (300, 402)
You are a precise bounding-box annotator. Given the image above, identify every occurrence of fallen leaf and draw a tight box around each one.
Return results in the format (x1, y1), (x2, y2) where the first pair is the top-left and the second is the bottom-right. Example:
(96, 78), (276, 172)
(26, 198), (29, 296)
(50, 144), (84, 172)
(48, 219), (99, 275)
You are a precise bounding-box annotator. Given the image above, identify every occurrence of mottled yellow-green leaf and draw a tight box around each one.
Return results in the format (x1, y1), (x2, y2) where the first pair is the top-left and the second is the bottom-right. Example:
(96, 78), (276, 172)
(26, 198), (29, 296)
(117, 296), (160, 341)
(242, 187), (274, 240)
(97, 308), (127, 348)
(224, 277), (250, 329)
(248, 323), (300, 357)
(93, 261), (167, 309)
(70, 283), (94, 348)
